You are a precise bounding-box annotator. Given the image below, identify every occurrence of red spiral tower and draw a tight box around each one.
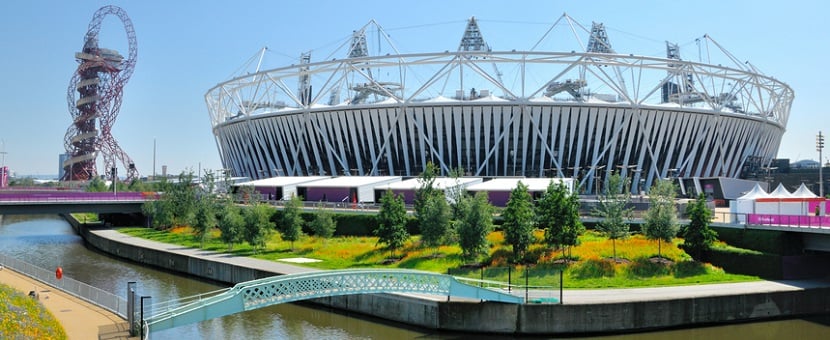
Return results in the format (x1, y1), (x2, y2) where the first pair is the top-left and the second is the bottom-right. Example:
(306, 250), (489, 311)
(62, 5), (139, 182)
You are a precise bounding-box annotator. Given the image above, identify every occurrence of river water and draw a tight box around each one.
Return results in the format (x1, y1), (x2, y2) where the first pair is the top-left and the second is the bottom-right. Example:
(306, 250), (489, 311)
(0, 215), (828, 339)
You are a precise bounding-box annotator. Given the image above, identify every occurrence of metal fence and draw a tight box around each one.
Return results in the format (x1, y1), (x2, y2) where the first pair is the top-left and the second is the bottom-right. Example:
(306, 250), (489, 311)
(447, 265), (563, 303)
(0, 253), (128, 318)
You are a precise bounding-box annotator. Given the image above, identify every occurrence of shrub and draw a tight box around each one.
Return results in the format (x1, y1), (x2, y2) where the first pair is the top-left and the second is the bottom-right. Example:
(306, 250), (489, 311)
(332, 213), (377, 236)
(572, 258), (616, 279)
(627, 257), (671, 278)
(486, 248), (512, 267)
(522, 244), (549, 264)
(707, 247), (782, 278)
(673, 261), (707, 278)
(711, 227), (785, 255)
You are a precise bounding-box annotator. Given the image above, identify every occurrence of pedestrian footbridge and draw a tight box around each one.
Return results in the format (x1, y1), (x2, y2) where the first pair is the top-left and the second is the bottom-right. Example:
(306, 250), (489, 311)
(143, 269), (522, 333)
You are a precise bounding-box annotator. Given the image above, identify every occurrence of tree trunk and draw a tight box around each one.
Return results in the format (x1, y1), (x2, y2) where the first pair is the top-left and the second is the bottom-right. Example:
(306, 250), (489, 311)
(657, 239), (662, 259)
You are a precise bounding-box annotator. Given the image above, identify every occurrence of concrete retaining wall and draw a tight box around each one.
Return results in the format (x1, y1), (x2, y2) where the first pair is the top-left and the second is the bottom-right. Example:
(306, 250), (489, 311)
(439, 300), (519, 333)
(517, 291), (830, 334)
(68, 217), (830, 335)
(310, 294), (441, 330)
(76, 224), (273, 284)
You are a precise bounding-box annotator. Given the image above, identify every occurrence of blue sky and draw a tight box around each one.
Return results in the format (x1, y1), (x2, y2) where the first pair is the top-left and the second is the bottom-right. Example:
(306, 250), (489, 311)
(0, 0), (825, 177)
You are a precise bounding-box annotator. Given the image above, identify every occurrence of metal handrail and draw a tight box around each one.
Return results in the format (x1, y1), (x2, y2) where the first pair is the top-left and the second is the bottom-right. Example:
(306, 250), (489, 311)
(0, 253), (127, 318)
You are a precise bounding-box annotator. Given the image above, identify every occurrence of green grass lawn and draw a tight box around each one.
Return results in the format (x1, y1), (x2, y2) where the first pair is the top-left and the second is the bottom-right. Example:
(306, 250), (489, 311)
(117, 226), (759, 288)
(71, 213), (100, 224)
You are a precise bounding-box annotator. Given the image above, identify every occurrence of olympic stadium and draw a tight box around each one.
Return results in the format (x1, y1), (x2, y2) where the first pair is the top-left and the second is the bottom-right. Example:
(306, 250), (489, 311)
(206, 15), (793, 195)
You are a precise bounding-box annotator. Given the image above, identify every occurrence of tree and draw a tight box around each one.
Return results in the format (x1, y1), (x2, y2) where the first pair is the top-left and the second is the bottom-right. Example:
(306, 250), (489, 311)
(456, 191), (495, 262)
(593, 172), (633, 262)
(150, 176), (172, 194)
(169, 171), (198, 227)
(414, 161), (440, 218)
(681, 193), (718, 261)
(217, 203), (245, 251)
(192, 198), (217, 248)
(538, 180), (584, 259)
(127, 178), (152, 192)
(502, 182), (535, 261)
(418, 191), (451, 255)
(309, 202), (337, 240)
(375, 190), (409, 258)
(108, 178), (129, 194)
(86, 176), (108, 192)
(142, 170), (200, 229)
(414, 162), (450, 252)
(238, 184), (260, 205)
(142, 197), (174, 230)
(242, 203), (274, 252)
(446, 166), (467, 220)
(280, 195), (304, 250)
(192, 170), (220, 248)
(642, 178), (679, 259)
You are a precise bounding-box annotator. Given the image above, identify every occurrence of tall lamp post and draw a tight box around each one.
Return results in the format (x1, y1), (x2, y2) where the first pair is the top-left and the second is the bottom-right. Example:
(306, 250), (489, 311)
(0, 139), (6, 169)
(111, 167), (117, 195)
(818, 131), (824, 197)
(0, 140), (7, 188)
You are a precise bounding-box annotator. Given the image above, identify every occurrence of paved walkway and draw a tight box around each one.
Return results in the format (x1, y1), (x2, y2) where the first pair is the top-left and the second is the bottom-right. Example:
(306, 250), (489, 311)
(555, 279), (830, 304)
(0, 266), (133, 340)
(92, 228), (830, 305)
(94, 228), (317, 276)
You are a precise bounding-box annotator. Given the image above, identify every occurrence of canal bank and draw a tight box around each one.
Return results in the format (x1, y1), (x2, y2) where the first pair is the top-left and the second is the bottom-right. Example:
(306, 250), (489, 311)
(0, 262), (131, 339)
(66, 216), (830, 336)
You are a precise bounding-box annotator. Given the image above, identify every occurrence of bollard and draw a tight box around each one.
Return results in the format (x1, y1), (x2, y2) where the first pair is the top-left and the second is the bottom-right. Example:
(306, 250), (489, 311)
(525, 266), (529, 302)
(127, 282), (136, 336)
(480, 267), (483, 287)
(559, 269), (564, 304)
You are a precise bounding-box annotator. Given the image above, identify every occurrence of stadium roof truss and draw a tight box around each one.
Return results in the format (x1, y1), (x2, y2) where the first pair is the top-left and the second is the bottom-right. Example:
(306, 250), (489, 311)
(207, 46), (791, 129)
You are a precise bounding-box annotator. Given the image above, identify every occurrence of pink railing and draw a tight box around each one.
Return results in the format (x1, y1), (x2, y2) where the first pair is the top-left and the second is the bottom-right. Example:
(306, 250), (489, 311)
(0, 191), (158, 202)
(747, 214), (830, 228)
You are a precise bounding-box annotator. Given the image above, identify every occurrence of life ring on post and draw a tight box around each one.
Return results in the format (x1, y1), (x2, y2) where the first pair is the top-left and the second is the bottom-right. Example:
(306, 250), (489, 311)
(55, 266), (63, 280)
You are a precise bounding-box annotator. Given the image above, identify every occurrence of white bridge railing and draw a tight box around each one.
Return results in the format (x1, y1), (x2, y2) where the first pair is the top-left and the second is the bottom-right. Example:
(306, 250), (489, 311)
(143, 269), (523, 334)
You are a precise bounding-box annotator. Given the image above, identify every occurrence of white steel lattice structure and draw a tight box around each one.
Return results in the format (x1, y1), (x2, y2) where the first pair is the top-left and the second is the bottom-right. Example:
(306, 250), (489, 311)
(206, 15), (793, 194)
(144, 269), (521, 333)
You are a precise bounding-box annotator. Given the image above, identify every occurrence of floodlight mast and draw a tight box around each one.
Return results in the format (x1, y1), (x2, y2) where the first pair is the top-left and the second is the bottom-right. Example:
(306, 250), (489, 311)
(819, 131), (825, 197)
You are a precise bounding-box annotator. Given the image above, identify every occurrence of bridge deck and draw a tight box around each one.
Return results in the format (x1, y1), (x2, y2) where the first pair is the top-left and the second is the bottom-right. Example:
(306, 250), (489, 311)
(0, 191), (152, 214)
(144, 269), (523, 333)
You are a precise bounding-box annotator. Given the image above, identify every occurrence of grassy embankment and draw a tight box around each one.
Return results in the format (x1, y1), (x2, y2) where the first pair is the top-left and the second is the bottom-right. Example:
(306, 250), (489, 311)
(0, 283), (67, 340)
(118, 226), (758, 288)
